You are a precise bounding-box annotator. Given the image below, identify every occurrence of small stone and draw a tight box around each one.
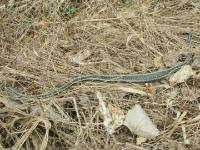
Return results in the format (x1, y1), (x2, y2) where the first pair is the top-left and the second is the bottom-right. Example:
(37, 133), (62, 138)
(192, 57), (200, 69)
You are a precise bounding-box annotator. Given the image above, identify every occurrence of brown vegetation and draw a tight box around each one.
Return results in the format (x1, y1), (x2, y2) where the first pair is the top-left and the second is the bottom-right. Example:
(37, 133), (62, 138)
(0, 0), (199, 149)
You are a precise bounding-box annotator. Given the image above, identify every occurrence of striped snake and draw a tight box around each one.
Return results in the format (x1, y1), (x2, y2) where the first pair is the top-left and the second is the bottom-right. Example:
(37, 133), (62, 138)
(6, 33), (193, 99)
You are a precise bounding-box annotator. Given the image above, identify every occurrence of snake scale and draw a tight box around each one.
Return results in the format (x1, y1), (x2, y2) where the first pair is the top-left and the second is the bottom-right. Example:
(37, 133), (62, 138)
(6, 33), (193, 99)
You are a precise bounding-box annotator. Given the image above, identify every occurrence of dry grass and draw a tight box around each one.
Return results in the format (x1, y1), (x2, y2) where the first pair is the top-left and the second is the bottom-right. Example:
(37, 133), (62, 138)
(0, 0), (200, 149)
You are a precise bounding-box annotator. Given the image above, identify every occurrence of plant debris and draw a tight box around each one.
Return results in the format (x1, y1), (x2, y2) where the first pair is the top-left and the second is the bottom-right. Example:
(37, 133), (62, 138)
(0, 0), (200, 149)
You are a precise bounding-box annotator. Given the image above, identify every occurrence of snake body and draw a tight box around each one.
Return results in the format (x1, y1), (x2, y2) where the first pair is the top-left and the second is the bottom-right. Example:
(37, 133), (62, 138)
(7, 33), (193, 99)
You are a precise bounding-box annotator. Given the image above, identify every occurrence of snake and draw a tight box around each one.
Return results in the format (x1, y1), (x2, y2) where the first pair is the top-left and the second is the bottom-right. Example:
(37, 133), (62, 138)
(6, 32), (193, 99)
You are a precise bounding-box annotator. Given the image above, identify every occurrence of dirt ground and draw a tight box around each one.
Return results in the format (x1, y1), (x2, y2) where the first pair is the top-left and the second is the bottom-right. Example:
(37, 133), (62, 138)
(0, 0), (200, 149)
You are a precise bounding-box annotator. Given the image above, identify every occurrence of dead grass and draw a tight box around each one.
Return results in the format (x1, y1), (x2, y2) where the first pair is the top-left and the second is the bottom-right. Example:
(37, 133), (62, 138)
(0, 0), (200, 149)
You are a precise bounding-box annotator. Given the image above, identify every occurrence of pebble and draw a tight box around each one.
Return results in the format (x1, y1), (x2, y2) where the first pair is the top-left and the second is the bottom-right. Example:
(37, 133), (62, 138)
(192, 57), (200, 69)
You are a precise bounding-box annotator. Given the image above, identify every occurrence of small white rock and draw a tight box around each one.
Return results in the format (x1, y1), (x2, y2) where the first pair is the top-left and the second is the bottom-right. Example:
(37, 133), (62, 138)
(124, 104), (160, 139)
(136, 136), (147, 145)
(169, 65), (195, 83)
(192, 57), (200, 68)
